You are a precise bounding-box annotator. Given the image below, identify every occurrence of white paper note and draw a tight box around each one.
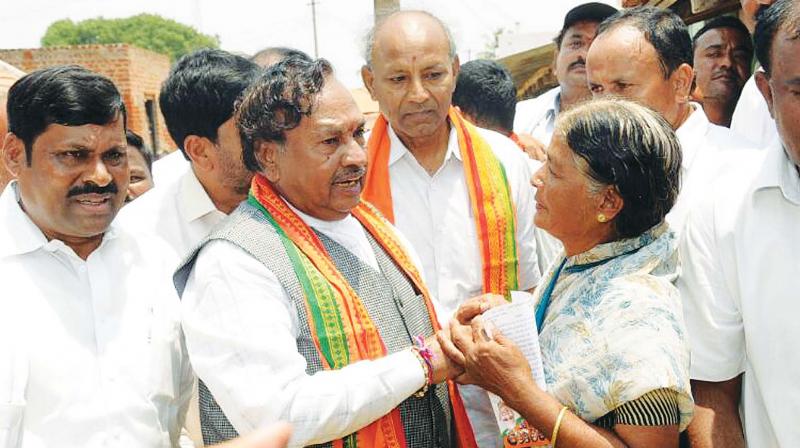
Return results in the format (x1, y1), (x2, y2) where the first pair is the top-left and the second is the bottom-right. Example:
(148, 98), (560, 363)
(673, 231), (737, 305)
(482, 292), (549, 447)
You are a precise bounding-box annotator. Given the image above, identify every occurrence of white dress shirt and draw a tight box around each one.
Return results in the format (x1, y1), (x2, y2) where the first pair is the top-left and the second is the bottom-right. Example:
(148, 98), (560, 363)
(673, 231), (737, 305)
(731, 72), (779, 149)
(152, 151), (192, 188)
(669, 106), (758, 235)
(116, 167), (227, 264)
(513, 86), (561, 147)
(678, 143), (800, 447)
(181, 204), (428, 448)
(386, 123), (539, 448)
(0, 183), (193, 448)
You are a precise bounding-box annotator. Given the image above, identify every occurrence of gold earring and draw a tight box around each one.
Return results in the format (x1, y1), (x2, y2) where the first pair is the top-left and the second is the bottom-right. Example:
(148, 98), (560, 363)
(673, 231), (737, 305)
(597, 214), (607, 223)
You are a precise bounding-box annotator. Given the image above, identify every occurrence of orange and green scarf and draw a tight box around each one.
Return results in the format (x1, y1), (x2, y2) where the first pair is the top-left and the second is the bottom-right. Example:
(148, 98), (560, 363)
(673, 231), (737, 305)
(363, 107), (520, 297)
(249, 173), (477, 448)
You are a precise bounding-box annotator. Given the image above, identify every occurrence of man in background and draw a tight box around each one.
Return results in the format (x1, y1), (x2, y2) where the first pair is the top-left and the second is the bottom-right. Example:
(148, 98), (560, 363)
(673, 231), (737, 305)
(124, 129), (155, 203)
(513, 2), (617, 159)
(692, 16), (753, 127)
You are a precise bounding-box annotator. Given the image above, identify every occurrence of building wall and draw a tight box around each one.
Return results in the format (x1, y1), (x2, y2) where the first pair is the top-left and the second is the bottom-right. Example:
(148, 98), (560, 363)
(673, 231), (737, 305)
(0, 44), (176, 154)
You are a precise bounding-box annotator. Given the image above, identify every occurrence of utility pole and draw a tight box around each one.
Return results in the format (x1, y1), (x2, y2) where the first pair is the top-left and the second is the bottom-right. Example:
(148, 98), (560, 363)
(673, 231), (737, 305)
(310, 0), (320, 58)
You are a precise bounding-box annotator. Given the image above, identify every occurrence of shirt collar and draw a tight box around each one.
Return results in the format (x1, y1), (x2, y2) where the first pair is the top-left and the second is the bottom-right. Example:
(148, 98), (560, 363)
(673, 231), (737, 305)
(753, 142), (800, 205)
(674, 104), (707, 171)
(387, 118), (460, 166)
(0, 181), (119, 258)
(179, 168), (222, 222)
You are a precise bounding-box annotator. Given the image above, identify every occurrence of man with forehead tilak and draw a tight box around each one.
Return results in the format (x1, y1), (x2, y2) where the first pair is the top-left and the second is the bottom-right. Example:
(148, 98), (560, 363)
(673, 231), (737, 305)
(360, 11), (540, 447)
(177, 57), (477, 447)
(0, 66), (192, 447)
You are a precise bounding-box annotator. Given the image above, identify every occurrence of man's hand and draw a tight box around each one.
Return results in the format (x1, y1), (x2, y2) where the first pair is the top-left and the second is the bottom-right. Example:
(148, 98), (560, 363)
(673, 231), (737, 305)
(515, 133), (547, 162)
(426, 334), (464, 384)
(455, 293), (507, 325)
(213, 423), (292, 448)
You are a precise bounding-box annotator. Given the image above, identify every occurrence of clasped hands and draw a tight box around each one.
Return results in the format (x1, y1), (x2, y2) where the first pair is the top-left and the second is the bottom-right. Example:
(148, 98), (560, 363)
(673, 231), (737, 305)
(424, 294), (536, 404)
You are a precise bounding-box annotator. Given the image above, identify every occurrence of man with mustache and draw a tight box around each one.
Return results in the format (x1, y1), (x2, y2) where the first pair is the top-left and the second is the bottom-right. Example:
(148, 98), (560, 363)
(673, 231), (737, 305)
(586, 6), (757, 234)
(176, 57), (477, 447)
(692, 16), (754, 127)
(0, 66), (192, 446)
(679, 1), (800, 445)
(360, 11), (540, 446)
(513, 2), (617, 158)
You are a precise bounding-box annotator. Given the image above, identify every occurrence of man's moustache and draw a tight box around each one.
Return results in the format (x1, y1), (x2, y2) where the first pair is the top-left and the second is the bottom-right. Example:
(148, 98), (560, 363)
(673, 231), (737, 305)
(67, 183), (119, 197)
(568, 59), (586, 71)
(332, 167), (366, 183)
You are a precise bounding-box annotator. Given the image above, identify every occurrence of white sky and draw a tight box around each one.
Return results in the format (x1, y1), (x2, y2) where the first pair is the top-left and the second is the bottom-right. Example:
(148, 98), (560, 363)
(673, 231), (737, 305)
(0, 0), (618, 88)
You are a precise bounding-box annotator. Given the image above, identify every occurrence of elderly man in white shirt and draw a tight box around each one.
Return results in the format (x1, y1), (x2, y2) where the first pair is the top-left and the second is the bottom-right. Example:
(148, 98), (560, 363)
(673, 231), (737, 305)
(514, 2), (617, 151)
(0, 66), (192, 447)
(116, 49), (262, 261)
(679, 1), (800, 446)
(586, 6), (757, 235)
(178, 57), (475, 448)
(359, 11), (540, 446)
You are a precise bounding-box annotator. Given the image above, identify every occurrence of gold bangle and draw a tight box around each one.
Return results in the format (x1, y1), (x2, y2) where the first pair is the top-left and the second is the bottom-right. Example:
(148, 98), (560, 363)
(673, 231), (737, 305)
(551, 405), (569, 447)
(411, 348), (430, 398)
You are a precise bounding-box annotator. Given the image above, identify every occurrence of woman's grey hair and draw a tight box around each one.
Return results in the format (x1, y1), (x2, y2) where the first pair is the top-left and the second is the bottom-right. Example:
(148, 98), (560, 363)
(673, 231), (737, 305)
(554, 98), (682, 239)
(362, 10), (458, 67)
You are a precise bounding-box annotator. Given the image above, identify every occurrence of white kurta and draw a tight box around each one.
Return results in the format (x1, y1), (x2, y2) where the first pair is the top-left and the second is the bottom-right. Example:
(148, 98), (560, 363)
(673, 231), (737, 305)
(385, 123), (539, 448)
(668, 106), (758, 235)
(0, 183), (193, 448)
(513, 86), (561, 147)
(116, 167), (227, 264)
(180, 205), (429, 448)
(678, 143), (800, 447)
(730, 72), (779, 149)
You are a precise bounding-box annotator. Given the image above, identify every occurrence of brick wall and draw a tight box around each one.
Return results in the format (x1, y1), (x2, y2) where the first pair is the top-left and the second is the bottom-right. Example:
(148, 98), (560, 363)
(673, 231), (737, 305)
(0, 44), (176, 154)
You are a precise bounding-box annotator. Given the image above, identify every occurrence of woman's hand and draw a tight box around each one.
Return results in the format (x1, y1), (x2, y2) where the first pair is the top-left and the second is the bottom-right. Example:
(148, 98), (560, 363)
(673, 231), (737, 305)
(455, 293), (508, 324)
(446, 316), (537, 404)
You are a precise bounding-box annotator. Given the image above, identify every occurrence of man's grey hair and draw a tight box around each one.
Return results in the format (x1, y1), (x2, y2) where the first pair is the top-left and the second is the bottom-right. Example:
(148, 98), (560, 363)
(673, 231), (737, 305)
(362, 10), (458, 67)
(554, 98), (682, 239)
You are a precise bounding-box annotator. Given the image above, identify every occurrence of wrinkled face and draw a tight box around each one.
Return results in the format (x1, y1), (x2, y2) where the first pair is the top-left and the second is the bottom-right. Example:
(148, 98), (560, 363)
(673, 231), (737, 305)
(532, 134), (599, 243)
(12, 117), (128, 240)
(758, 33), (800, 167)
(214, 118), (252, 196)
(363, 16), (458, 142)
(262, 78), (367, 221)
(555, 20), (601, 93)
(693, 27), (753, 103)
(125, 146), (153, 202)
(587, 26), (688, 128)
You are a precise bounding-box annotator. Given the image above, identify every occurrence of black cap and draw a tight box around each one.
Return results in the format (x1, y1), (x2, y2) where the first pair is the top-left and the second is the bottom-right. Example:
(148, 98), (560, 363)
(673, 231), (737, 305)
(562, 2), (618, 31)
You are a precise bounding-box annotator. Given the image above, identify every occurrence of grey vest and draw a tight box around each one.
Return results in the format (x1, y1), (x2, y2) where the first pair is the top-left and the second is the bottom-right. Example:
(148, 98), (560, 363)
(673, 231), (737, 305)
(175, 202), (455, 447)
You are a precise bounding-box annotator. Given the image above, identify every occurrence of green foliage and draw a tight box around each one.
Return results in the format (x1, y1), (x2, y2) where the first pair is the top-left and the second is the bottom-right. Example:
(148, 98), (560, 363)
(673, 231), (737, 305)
(41, 13), (220, 60)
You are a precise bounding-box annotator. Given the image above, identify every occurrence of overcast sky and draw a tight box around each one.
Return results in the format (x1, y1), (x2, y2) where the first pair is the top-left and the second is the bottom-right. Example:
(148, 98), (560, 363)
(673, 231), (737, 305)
(0, 0), (618, 87)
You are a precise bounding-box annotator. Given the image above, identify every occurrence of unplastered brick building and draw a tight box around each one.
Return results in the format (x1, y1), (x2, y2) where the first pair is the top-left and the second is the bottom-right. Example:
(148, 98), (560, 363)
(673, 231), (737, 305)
(0, 44), (176, 154)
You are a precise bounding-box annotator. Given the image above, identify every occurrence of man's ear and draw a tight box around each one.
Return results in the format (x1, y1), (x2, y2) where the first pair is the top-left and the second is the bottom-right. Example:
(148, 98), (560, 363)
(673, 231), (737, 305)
(672, 63), (695, 105)
(361, 65), (377, 101)
(3, 133), (27, 176)
(755, 70), (775, 119)
(255, 140), (282, 183)
(451, 54), (461, 81)
(183, 135), (215, 172)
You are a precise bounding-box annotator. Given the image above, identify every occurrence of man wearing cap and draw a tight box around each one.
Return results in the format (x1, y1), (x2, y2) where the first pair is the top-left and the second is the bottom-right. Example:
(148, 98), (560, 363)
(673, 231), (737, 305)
(513, 2), (617, 156)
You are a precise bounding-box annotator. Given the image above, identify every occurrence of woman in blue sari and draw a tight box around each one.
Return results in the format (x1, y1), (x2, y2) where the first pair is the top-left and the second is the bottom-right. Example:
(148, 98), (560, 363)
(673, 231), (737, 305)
(442, 98), (693, 447)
